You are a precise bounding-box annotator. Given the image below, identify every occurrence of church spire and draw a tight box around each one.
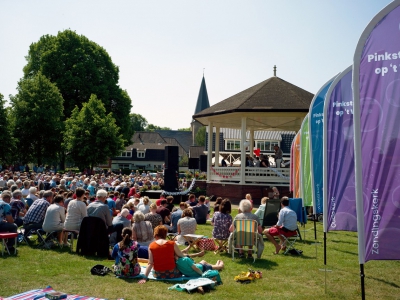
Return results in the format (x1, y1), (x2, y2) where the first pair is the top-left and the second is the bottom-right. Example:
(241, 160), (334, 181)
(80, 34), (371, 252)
(194, 74), (210, 115)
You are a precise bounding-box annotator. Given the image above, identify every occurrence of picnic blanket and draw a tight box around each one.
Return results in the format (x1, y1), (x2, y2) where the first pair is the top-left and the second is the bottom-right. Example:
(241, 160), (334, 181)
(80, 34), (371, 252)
(117, 266), (199, 281)
(2, 286), (123, 300)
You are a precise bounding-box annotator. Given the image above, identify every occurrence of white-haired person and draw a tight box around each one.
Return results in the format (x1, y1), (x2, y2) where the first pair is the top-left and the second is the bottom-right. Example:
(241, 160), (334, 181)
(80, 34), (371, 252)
(87, 181), (97, 196)
(58, 179), (68, 192)
(28, 187), (38, 202)
(87, 189), (121, 234)
(229, 199), (263, 259)
(132, 211), (154, 246)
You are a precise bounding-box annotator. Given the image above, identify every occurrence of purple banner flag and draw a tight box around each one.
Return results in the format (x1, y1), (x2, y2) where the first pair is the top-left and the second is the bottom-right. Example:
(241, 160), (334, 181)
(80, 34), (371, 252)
(323, 66), (357, 232)
(353, 2), (400, 262)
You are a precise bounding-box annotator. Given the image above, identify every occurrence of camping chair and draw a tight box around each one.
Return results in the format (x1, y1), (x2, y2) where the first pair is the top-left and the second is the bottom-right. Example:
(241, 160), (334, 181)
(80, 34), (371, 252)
(232, 219), (258, 263)
(76, 216), (109, 257)
(262, 199), (281, 228)
(280, 228), (301, 255)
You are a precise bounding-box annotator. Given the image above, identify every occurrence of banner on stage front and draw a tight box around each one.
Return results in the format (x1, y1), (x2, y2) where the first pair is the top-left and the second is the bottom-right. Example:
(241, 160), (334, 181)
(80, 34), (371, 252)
(323, 66), (357, 232)
(353, 1), (400, 262)
(300, 115), (312, 207)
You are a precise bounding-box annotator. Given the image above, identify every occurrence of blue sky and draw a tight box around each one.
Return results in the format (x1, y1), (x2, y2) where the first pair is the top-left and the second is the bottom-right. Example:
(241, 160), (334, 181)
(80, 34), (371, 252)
(0, 0), (393, 129)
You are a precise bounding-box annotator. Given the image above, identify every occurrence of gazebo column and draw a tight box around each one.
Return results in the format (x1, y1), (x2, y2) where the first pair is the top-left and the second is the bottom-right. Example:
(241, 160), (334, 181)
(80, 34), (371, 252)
(207, 121), (213, 182)
(240, 117), (247, 184)
(215, 126), (220, 167)
(249, 128), (254, 159)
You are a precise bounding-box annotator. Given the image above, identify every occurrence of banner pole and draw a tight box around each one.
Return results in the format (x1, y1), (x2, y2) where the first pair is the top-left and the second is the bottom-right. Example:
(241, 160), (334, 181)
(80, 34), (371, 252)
(314, 214), (317, 240)
(360, 263), (365, 300)
(324, 231), (327, 265)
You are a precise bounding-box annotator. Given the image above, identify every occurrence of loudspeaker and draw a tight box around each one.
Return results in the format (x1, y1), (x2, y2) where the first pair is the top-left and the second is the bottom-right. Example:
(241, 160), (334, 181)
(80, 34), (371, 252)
(188, 158), (199, 170)
(165, 146), (179, 169)
(199, 155), (207, 172)
(164, 168), (178, 192)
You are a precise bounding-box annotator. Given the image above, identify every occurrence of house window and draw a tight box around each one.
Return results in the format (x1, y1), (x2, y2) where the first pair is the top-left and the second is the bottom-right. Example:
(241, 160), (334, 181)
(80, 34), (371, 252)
(118, 164), (130, 169)
(256, 141), (279, 151)
(226, 140), (241, 150)
(120, 151), (132, 157)
(137, 151), (145, 158)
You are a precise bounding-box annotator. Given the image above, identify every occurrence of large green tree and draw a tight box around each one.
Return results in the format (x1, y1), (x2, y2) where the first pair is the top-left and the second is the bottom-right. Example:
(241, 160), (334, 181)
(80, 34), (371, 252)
(10, 73), (64, 165)
(23, 30), (132, 142)
(64, 94), (124, 170)
(130, 113), (148, 133)
(195, 126), (206, 146)
(0, 94), (16, 165)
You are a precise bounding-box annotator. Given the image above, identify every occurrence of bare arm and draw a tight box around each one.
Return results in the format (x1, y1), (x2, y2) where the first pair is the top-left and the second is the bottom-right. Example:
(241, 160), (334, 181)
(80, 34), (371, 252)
(138, 249), (154, 284)
(191, 264), (203, 276)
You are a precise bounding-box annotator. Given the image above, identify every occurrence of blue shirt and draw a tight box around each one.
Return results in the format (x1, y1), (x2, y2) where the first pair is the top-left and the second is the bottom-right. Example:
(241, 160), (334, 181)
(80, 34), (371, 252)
(107, 199), (116, 216)
(0, 200), (12, 221)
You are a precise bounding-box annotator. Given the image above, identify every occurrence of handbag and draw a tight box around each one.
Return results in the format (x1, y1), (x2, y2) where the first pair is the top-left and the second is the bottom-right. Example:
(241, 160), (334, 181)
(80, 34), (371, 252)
(198, 238), (217, 251)
(90, 264), (112, 276)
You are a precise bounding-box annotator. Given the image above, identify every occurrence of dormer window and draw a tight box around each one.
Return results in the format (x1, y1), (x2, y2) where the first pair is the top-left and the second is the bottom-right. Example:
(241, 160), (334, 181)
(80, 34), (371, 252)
(137, 150), (145, 158)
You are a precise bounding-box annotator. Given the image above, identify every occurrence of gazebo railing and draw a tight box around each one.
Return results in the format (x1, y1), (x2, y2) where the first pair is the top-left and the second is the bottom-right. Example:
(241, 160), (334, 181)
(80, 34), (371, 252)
(209, 167), (290, 185)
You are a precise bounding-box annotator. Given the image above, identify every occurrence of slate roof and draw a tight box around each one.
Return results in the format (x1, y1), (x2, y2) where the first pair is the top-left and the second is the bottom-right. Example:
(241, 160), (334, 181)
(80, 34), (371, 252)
(128, 131), (188, 157)
(193, 76), (313, 118)
(155, 130), (192, 153)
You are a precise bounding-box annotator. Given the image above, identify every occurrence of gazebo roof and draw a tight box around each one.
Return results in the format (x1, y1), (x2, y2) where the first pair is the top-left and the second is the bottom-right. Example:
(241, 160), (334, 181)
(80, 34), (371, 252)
(193, 76), (314, 131)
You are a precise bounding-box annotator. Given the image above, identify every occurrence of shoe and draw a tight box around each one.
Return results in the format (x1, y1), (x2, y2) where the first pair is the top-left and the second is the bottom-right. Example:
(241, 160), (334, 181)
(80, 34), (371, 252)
(247, 254), (253, 259)
(238, 253), (245, 258)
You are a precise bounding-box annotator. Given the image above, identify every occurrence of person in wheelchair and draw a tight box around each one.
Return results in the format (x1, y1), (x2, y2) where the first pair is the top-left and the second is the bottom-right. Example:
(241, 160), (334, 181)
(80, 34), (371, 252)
(263, 197), (297, 254)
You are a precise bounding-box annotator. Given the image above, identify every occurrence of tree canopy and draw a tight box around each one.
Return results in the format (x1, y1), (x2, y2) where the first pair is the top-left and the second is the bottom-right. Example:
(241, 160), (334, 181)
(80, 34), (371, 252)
(10, 73), (64, 165)
(23, 30), (132, 142)
(0, 93), (15, 165)
(64, 94), (124, 170)
(130, 113), (148, 133)
(145, 124), (172, 131)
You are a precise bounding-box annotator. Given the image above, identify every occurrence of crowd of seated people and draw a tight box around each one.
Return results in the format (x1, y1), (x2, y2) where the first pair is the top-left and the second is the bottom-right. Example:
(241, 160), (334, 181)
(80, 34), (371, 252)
(0, 168), (296, 280)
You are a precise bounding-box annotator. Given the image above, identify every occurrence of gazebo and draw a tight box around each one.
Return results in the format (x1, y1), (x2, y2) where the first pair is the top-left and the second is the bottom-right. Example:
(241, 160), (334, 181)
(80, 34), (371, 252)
(193, 71), (313, 191)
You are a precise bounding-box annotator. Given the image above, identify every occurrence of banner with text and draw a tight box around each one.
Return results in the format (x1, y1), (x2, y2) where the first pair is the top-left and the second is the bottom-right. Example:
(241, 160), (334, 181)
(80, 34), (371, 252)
(309, 77), (335, 214)
(353, 2), (400, 262)
(324, 66), (357, 232)
(300, 115), (312, 206)
(293, 132), (301, 198)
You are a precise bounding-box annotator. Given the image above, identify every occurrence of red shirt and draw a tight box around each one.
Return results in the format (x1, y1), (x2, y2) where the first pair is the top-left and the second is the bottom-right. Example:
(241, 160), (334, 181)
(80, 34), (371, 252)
(149, 240), (176, 271)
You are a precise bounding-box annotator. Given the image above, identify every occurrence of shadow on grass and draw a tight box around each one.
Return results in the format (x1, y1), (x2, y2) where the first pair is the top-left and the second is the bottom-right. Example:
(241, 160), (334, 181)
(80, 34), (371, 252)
(370, 276), (400, 288)
(330, 239), (358, 245)
(332, 248), (357, 256)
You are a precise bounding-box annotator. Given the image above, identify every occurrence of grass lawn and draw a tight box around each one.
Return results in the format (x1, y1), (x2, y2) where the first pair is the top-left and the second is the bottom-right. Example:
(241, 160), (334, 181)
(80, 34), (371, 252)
(1, 218), (399, 299)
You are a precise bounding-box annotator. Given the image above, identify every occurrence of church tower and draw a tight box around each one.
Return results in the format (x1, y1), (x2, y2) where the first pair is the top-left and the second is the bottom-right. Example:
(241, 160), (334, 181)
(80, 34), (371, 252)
(191, 75), (210, 145)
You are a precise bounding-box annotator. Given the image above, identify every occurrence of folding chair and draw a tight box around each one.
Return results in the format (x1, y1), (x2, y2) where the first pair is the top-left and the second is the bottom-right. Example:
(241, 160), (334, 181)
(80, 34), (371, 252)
(232, 219), (258, 263)
(38, 230), (62, 249)
(63, 229), (79, 252)
(214, 239), (228, 254)
(280, 228), (301, 255)
(0, 232), (18, 256)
